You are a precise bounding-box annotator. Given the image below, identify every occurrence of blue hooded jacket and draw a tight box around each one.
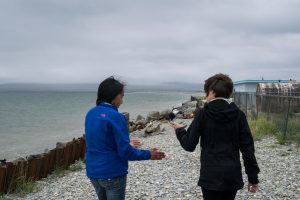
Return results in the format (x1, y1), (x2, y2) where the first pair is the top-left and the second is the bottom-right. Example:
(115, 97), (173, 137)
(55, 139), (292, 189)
(85, 103), (151, 179)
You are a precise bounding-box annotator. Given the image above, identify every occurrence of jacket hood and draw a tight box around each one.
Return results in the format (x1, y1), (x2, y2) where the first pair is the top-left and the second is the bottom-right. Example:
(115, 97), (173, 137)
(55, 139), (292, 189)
(204, 99), (239, 123)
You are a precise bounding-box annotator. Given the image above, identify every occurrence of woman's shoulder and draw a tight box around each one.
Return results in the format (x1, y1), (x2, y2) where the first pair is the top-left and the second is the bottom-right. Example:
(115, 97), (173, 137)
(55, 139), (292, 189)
(106, 109), (126, 121)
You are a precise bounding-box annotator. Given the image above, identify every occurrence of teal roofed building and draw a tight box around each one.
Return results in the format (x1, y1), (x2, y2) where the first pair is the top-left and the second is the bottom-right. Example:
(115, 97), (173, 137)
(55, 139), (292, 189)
(233, 79), (300, 115)
(233, 79), (291, 93)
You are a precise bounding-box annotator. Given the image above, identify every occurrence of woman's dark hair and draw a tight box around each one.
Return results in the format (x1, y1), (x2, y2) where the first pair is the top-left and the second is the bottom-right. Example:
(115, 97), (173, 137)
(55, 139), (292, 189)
(204, 73), (233, 98)
(96, 76), (125, 105)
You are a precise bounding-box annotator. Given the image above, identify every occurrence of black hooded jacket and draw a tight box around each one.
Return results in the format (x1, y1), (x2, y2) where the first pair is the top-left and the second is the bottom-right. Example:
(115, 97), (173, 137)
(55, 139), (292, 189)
(176, 99), (260, 191)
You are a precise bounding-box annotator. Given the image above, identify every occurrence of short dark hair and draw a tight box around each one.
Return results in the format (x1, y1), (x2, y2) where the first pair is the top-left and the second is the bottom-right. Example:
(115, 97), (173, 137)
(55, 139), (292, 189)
(96, 76), (125, 105)
(204, 73), (233, 98)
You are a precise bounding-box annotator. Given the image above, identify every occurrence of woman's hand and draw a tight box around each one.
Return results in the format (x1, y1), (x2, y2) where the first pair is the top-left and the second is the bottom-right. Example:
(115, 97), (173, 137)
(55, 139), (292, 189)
(130, 138), (141, 148)
(248, 183), (258, 193)
(170, 121), (185, 130)
(150, 148), (166, 160)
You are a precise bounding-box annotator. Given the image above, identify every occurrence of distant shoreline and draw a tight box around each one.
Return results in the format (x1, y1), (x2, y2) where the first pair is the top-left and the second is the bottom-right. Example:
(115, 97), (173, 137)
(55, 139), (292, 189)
(0, 82), (204, 92)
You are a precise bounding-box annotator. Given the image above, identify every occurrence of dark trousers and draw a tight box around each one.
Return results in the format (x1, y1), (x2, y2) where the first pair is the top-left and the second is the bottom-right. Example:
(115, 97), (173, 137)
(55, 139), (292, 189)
(201, 187), (237, 200)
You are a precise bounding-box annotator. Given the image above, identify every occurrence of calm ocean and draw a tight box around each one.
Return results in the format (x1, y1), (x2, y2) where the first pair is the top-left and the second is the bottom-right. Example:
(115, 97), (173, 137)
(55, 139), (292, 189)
(0, 91), (199, 161)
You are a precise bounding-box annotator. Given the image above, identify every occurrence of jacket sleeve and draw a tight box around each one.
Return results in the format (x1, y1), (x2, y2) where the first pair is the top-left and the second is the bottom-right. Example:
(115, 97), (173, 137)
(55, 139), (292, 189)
(175, 110), (204, 152)
(239, 111), (260, 184)
(111, 114), (151, 161)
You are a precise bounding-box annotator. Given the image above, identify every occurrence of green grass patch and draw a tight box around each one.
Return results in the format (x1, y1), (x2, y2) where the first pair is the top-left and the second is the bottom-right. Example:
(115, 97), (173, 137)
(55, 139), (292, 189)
(0, 161), (84, 198)
(286, 117), (300, 144)
(248, 113), (278, 140)
(280, 152), (290, 156)
(68, 160), (83, 172)
(0, 195), (13, 200)
(248, 113), (300, 145)
(52, 163), (68, 178)
(276, 131), (286, 145)
(7, 176), (38, 197)
(265, 144), (278, 149)
(52, 160), (83, 177)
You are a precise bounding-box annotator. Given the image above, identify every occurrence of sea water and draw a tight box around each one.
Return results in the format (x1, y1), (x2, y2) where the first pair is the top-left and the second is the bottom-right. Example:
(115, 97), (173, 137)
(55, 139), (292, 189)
(0, 91), (200, 161)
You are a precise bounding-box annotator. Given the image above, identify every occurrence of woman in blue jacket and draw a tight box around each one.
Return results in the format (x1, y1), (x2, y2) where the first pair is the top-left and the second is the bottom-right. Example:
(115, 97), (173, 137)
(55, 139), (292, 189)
(85, 76), (165, 200)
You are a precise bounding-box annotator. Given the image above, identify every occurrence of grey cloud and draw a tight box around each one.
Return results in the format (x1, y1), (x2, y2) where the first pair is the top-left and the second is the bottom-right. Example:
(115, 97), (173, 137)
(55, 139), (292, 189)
(0, 0), (299, 84)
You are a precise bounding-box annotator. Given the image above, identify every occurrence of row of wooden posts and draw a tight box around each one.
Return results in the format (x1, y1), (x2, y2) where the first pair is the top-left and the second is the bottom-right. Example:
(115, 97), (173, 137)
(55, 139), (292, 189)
(0, 136), (86, 194)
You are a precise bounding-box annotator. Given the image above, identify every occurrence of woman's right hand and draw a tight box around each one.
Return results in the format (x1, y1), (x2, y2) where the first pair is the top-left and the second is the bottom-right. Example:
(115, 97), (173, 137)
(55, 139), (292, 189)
(170, 121), (185, 130)
(248, 183), (258, 193)
(130, 138), (141, 148)
(150, 148), (166, 160)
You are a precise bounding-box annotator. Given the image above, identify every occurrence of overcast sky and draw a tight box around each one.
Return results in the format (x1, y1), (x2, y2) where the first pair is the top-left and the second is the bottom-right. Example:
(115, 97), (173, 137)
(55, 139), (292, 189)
(0, 0), (299, 85)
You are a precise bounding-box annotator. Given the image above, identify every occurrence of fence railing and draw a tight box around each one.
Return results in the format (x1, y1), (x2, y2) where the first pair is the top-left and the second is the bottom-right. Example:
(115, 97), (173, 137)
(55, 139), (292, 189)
(0, 136), (86, 194)
(233, 92), (300, 143)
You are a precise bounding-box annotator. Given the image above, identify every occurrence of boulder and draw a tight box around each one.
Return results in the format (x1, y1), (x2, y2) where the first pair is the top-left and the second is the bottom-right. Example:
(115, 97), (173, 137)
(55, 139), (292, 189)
(144, 121), (161, 135)
(182, 100), (197, 108)
(147, 111), (161, 121)
(56, 142), (67, 149)
(136, 124), (144, 130)
(160, 109), (172, 120)
(27, 154), (43, 160)
(176, 100), (198, 118)
(136, 115), (145, 121)
(135, 115), (147, 127)
(190, 96), (206, 101)
(197, 100), (206, 109)
(128, 123), (136, 133)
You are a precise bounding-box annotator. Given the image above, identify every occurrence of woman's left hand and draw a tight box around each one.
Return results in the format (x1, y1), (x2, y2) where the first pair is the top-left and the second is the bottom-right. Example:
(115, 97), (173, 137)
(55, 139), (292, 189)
(170, 121), (185, 130)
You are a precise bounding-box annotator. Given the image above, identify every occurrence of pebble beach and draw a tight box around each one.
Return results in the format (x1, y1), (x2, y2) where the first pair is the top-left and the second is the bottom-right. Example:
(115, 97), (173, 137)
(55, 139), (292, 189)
(5, 119), (300, 200)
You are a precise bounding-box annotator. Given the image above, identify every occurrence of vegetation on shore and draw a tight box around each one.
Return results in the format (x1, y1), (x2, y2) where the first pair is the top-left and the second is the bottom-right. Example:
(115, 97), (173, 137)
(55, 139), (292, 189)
(0, 160), (83, 198)
(248, 113), (300, 145)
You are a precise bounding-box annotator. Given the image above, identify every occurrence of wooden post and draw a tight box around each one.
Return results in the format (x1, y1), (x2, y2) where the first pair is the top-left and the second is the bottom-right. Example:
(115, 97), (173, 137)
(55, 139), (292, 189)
(63, 143), (72, 169)
(40, 153), (50, 178)
(283, 97), (291, 143)
(26, 156), (42, 181)
(5, 162), (15, 193)
(55, 145), (65, 168)
(49, 149), (57, 173)
(0, 165), (7, 194)
(71, 139), (77, 164)
(74, 139), (81, 161)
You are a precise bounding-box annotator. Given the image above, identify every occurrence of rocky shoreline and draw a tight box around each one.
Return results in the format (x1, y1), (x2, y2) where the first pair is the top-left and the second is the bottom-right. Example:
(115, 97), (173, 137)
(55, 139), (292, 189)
(5, 118), (300, 200)
(3, 97), (300, 200)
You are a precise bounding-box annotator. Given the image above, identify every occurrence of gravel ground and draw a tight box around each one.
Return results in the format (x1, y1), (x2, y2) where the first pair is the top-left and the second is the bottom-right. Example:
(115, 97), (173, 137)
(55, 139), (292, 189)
(5, 119), (300, 200)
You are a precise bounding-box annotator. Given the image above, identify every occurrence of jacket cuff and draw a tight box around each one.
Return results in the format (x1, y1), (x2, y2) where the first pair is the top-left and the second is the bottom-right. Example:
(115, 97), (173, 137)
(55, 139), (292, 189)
(248, 174), (259, 184)
(146, 150), (151, 160)
(175, 127), (186, 136)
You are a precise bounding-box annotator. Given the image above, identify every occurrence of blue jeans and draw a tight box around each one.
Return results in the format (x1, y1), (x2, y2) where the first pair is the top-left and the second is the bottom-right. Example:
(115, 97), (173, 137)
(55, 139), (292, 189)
(90, 175), (127, 200)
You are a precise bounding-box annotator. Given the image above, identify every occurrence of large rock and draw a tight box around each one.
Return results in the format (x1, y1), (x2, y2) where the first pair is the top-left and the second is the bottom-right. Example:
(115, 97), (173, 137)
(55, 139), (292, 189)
(190, 96), (206, 101)
(27, 154), (43, 160)
(197, 100), (206, 109)
(182, 100), (197, 108)
(190, 96), (207, 109)
(160, 109), (172, 120)
(128, 124), (136, 133)
(136, 115), (145, 121)
(147, 111), (161, 121)
(56, 142), (67, 149)
(144, 121), (161, 135)
(177, 100), (198, 118)
(135, 115), (147, 126)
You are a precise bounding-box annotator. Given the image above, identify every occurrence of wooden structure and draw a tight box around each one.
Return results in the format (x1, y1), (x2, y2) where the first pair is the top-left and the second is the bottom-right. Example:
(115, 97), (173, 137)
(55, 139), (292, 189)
(256, 83), (300, 113)
(0, 136), (86, 194)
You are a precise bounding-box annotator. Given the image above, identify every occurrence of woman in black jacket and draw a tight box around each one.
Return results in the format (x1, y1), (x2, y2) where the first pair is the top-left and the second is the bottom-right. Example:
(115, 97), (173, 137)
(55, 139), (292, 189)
(171, 74), (260, 200)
